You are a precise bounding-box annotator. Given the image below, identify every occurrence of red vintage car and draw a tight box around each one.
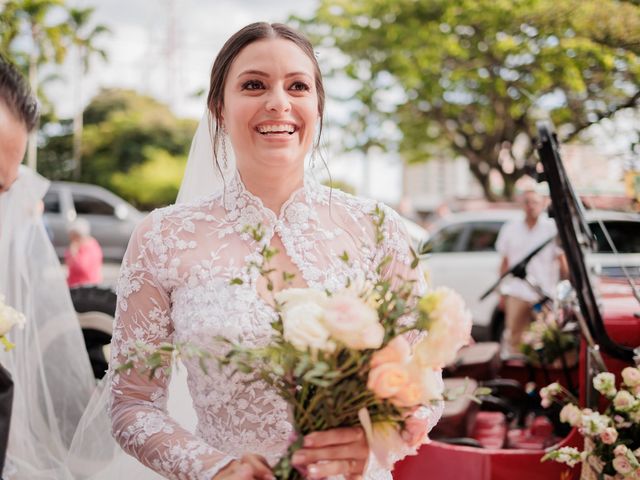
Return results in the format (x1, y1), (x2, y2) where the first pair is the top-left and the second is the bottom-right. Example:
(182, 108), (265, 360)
(394, 124), (640, 480)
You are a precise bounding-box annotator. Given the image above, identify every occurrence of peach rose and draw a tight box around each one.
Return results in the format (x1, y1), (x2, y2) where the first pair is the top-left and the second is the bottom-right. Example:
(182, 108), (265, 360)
(390, 381), (423, 408)
(368, 363), (410, 399)
(371, 336), (411, 369)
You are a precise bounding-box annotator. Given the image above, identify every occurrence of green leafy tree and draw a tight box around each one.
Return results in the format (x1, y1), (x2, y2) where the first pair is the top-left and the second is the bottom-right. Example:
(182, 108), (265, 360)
(298, 0), (640, 200)
(110, 146), (186, 209)
(80, 89), (196, 187)
(1, 0), (72, 170)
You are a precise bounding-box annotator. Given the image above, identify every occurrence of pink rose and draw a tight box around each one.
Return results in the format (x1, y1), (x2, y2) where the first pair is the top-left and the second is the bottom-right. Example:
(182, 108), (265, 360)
(599, 427), (618, 445)
(612, 456), (633, 475)
(371, 336), (411, 369)
(323, 293), (384, 350)
(368, 363), (410, 399)
(614, 445), (628, 457)
(621, 367), (640, 388)
(400, 414), (430, 448)
(613, 390), (634, 411)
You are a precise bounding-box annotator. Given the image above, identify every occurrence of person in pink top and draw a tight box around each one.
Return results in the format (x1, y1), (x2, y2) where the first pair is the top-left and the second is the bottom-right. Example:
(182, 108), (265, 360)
(64, 218), (103, 287)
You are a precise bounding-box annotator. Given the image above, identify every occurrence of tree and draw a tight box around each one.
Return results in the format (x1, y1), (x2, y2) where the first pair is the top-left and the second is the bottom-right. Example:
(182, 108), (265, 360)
(67, 6), (110, 180)
(297, 0), (640, 200)
(1, 0), (72, 170)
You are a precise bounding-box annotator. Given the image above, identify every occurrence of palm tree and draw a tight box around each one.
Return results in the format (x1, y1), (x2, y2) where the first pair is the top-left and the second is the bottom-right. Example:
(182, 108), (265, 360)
(2, 0), (71, 171)
(67, 6), (110, 180)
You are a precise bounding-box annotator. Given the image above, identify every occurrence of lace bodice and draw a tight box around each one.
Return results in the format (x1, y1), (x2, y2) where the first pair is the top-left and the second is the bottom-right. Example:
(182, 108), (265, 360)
(109, 172), (442, 480)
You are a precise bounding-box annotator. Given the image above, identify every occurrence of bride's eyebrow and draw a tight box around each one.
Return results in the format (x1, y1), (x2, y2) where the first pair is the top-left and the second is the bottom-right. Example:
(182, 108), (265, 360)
(237, 69), (312, 79)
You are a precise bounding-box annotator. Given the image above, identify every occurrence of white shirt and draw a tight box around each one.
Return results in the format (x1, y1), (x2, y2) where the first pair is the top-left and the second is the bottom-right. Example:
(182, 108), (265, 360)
(495, 213), (561, 303)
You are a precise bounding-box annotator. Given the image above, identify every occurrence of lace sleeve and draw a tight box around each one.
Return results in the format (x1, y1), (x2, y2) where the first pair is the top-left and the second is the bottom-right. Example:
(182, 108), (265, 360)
(108, 214), (235, 480)
(377, 205), (444, 444)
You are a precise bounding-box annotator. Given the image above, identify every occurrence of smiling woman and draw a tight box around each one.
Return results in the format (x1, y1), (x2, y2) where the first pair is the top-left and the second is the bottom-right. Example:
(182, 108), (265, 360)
(75, 22), (444, 480)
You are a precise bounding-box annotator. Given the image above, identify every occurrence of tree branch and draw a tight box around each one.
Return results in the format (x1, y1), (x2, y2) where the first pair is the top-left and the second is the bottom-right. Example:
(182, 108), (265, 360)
(563, 90), (640, 142)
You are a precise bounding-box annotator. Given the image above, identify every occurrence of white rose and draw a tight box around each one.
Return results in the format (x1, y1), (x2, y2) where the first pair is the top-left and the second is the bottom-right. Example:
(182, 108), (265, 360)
(559, 404), (582, 427)
(0, 295), (26, 336)
(613, 390), (636, 412)
(282, 303), (334, 353)
(275, 288), (328, 313)
(580, 411), (610, 436)
(593, 372), (617, 398)
(415, 287), (472, 368)
(322, 293), (383, 350)
(621, 367), (640, 388)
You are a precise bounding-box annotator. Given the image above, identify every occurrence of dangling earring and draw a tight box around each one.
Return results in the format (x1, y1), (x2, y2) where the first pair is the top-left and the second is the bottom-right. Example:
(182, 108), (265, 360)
(310, 147), (317, 170)
(221, 129), (229, 170)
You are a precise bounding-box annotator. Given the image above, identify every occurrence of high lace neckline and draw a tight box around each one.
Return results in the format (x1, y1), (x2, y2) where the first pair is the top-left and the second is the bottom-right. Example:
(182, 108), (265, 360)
(223, 169), (322, 223)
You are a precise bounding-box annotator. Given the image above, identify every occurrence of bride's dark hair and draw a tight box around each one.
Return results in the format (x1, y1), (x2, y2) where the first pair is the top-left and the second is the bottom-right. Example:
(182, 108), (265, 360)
(207, 22), (325, 171)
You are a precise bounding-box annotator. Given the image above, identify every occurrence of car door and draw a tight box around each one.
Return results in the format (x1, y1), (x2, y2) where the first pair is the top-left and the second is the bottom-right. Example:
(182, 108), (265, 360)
(43, 187), (73, 258)
(421, 220), (504, 331)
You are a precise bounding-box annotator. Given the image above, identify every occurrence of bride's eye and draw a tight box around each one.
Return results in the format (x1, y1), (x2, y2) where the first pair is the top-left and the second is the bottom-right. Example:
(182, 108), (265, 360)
(241, 80), (265, 90)
(290, 81), (310, 92)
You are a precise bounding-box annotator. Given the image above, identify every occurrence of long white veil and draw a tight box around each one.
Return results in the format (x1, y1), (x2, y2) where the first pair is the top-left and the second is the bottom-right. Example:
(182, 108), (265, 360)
(0, 166), (95, 479)
(66, 111), (228, 478)
(177, 110), (235, 203)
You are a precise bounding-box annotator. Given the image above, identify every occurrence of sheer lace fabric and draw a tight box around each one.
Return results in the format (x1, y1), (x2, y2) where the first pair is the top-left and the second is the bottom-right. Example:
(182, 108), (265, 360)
(109, 172), (442, 480)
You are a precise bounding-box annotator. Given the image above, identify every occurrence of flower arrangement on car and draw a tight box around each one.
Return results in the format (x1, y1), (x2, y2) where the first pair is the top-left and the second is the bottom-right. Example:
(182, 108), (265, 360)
(541, 369), (640, 479)
(119, 209), (474, 479)
(520, 305), (579, 368)
(0, 294), (26, 351)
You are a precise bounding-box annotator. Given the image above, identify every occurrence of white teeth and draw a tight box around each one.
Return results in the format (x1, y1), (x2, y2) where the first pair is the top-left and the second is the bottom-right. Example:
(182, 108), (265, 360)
(257, 124), (296, 134)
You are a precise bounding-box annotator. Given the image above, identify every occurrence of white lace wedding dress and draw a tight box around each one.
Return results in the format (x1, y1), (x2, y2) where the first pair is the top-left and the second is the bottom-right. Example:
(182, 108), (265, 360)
(109, 171), (443, 480)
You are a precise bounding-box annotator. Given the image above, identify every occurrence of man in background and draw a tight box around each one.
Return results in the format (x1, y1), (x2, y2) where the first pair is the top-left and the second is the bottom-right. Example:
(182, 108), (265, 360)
(495, 188), (568, 355)
(0, 56), (95, 478)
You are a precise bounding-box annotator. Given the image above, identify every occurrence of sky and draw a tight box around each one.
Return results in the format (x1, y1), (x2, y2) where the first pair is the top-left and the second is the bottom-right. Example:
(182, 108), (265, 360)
(47, 0), (404, 203)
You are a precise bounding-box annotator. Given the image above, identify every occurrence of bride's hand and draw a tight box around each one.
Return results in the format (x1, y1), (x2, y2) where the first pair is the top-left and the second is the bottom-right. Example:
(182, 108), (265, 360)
(292, 426), (369, 479)
(214, 454), (274, 480)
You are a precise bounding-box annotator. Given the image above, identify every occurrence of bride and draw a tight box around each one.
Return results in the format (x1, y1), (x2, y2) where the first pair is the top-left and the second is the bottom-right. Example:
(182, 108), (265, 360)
(103, 22), (443, 479)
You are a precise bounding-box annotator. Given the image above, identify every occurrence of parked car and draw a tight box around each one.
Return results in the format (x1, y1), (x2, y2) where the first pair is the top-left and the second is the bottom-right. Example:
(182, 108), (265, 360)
(43, 181), (144, 261)
(419, 208), (640, 340)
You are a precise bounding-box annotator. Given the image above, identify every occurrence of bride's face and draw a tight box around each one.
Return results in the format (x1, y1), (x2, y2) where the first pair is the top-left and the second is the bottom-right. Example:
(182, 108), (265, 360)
(222, 38), (319, 172)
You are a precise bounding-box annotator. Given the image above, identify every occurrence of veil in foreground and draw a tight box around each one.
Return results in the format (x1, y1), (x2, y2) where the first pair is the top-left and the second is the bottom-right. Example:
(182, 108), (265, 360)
(66, 110), (228, 479)
(0, 166), (95, 479)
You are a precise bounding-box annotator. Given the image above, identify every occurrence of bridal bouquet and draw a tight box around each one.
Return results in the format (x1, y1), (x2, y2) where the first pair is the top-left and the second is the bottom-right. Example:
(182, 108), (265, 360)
(0, 294), (26, 351)
(541, 369), (640, 479)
